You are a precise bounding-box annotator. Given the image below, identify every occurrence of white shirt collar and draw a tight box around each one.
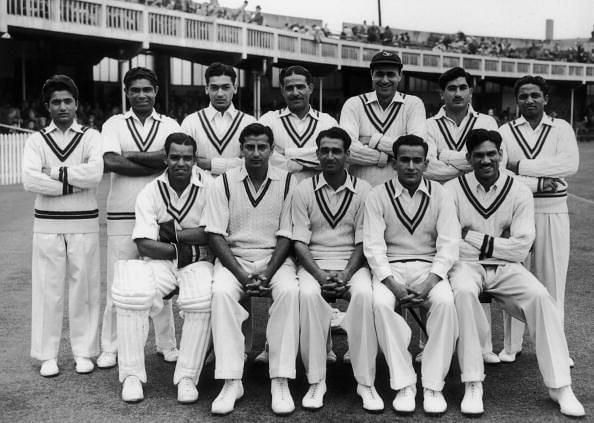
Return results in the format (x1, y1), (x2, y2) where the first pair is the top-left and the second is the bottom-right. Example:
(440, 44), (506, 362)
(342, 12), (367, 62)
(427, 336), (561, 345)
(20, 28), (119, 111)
(513, 114), (554, 129)
(391, 177), (431, 198)
(314, 171), (356, 193)
(434, 104), (478, 121)
(237, 164), (282, 181)
(45, 120), (83, 134)
(365, 90), (405, 106)
(279, 106), (319, 120)
(157, 165), (206, 189)
(124, 108), (162, 123)
(466, 170), (508, 193)
(204, 103), (238, 120)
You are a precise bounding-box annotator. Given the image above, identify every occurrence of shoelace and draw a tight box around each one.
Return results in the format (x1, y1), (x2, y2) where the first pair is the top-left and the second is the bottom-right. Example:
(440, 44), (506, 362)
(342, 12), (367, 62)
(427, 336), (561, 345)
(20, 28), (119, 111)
(469, 383), (479, 396)
(308, 383), (320, 399)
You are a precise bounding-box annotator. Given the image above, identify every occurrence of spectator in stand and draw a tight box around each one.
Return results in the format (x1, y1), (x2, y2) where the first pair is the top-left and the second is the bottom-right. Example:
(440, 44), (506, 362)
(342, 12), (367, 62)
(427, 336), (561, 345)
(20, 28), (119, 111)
(367, 22), (381, 44)
(248, 5), (263, 25)
(382, 26), (394, 45)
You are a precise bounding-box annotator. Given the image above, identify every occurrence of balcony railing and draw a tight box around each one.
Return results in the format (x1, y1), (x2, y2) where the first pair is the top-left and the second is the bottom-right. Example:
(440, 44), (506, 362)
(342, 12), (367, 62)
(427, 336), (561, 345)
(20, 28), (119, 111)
(3, 0), (594, 82)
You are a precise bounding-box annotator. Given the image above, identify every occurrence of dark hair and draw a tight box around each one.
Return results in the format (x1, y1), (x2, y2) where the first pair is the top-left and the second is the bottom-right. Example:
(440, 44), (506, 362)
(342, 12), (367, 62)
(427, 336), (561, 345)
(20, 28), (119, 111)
(42, 75), (79, 104)
(392, 134), (428, 158)
(164, 132), (197, 155)
(124, 67), (159, 89)
(280, 65), (313, 86)
(465, 129), (502, 153)
(315, 126), (352, 150)
(438, 67), (473, 90)
(205, 62), (237, 85)
(239, 123), (274, 146)
(513, 75), (549, 98)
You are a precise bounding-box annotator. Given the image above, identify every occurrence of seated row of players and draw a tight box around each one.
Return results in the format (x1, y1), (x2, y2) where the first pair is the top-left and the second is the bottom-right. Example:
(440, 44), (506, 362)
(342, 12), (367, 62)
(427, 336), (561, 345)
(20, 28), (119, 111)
(23, 50), (582, 417)
(113, 125), (583, 417)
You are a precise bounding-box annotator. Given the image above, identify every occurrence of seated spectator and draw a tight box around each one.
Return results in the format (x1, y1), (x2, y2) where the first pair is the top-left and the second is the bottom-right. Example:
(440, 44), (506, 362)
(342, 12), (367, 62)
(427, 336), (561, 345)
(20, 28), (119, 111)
(382, 26), (394, 45)
(248, 5), (263, 25)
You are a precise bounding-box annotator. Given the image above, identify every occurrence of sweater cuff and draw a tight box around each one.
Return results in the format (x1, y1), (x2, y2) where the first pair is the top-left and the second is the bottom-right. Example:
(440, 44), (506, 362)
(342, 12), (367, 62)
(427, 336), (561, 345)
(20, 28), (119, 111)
(210, 158), (227, 175)
(430, 263), (449, 281)
(51, 166), (63, 181)
(378, 152), (389, 168)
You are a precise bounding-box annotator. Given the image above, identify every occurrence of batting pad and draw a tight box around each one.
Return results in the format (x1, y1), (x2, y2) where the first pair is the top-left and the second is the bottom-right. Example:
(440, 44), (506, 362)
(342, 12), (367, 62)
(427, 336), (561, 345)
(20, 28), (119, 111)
(173, 312), (212, 385)
(177, 262), (213, 312)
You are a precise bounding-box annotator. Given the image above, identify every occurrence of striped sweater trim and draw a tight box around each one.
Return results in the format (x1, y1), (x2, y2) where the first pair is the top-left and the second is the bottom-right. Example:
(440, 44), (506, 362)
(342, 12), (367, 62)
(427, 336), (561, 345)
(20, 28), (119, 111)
(35, 208), (99, 219)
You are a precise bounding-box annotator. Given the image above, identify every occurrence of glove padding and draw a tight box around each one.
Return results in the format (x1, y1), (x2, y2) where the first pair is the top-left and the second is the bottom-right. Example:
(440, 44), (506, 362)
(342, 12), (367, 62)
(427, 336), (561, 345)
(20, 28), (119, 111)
(177, 243), (198, 269)
(158, 220), (177, 244)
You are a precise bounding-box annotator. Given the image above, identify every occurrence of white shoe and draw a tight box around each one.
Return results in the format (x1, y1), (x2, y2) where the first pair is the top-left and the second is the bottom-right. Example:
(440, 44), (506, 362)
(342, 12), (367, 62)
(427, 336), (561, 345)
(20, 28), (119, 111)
(343, 350), (351, 364)
(423, 389), (447, 414)
(483, 351), (501, 364)
(393, 384), (416, 414)
(569, 357), (575, 368)
(549, 386), (585, 417)
(498, 350), (519, 363)
(461, 382), (483, 415)
(271, 377), (295, 415)
(356, 384), (384, 412)
(254, 349), (269, 364)
(97, 352), (117, 369)
(157, 348), (179, 363)
(301, 380), (326, 410)
(40, 359), (59, 377)
(326, 350), (337, 364)
(211, 379), (243, 415)
(74, 357), (94, 374)
(177, 378), (198, 404)
(122, 376), (144, 403)
(414, 350), (423, 364)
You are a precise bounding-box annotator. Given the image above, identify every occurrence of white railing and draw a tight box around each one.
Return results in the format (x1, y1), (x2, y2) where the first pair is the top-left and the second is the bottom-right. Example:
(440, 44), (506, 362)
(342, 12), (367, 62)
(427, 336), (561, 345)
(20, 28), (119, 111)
(4, 0), (594, 82)
(0, 133), (28, 185)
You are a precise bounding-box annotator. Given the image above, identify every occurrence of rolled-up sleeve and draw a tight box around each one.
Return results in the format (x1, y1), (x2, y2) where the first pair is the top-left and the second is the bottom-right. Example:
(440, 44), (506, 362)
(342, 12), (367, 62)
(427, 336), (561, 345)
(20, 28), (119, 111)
(363, 190), (391, 281)
(290, 182), (312, 244)
(202, 177), (230, 236)
(132, 185), (160, 241)
(431, 188), (460, 279)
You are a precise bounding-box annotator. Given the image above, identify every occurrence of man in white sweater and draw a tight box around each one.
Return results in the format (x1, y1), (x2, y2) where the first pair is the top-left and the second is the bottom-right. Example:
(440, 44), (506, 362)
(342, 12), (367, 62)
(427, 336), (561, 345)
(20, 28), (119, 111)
(363, 135), (459, 415)
(424, 66), (500, 364)
(446, 128), (584, 417)
(340, 51), (426, 186)
(203, 123), (299, 416)
(292, 127), (380, 412)
(112, 133), (213, 404)
(23, 75), (103, 377)
(99, 67), (180, 369)
(259, 65), (337, 182)
(498, 75), (579, 364)
(181, 62), (256, 176)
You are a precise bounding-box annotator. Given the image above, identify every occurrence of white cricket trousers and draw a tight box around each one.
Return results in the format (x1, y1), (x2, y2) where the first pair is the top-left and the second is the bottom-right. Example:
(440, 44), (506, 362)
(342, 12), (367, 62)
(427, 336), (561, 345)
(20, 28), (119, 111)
(451, 262), (571, 388)
(112, 259), (213, 384)
(211, 256), (299, 380)
(503, 212), (570, 354)
(299, 266), (376, 385)
(30, 232), (100, 360)
(372, 261), (458, 391)
(100, 234), (177, 354)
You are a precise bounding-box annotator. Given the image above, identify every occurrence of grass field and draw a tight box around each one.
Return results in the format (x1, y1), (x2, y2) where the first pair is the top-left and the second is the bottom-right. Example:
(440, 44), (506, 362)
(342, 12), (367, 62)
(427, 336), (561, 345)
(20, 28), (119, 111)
(1, 144), (593, 422)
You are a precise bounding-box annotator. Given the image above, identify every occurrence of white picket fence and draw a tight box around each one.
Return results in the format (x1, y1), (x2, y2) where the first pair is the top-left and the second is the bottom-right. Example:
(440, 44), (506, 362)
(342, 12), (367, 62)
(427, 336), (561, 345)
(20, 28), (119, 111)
(0, 133), (28, 185)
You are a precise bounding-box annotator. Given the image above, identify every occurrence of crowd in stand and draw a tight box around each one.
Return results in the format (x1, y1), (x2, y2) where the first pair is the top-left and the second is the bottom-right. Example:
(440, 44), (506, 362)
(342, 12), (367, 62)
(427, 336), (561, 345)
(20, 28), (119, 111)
(339, 23), (594, 64)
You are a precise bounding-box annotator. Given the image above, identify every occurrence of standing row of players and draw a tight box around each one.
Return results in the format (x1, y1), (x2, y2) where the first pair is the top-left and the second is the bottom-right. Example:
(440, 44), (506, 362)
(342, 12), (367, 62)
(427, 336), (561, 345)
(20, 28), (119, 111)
(23, 50), (583, 417)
